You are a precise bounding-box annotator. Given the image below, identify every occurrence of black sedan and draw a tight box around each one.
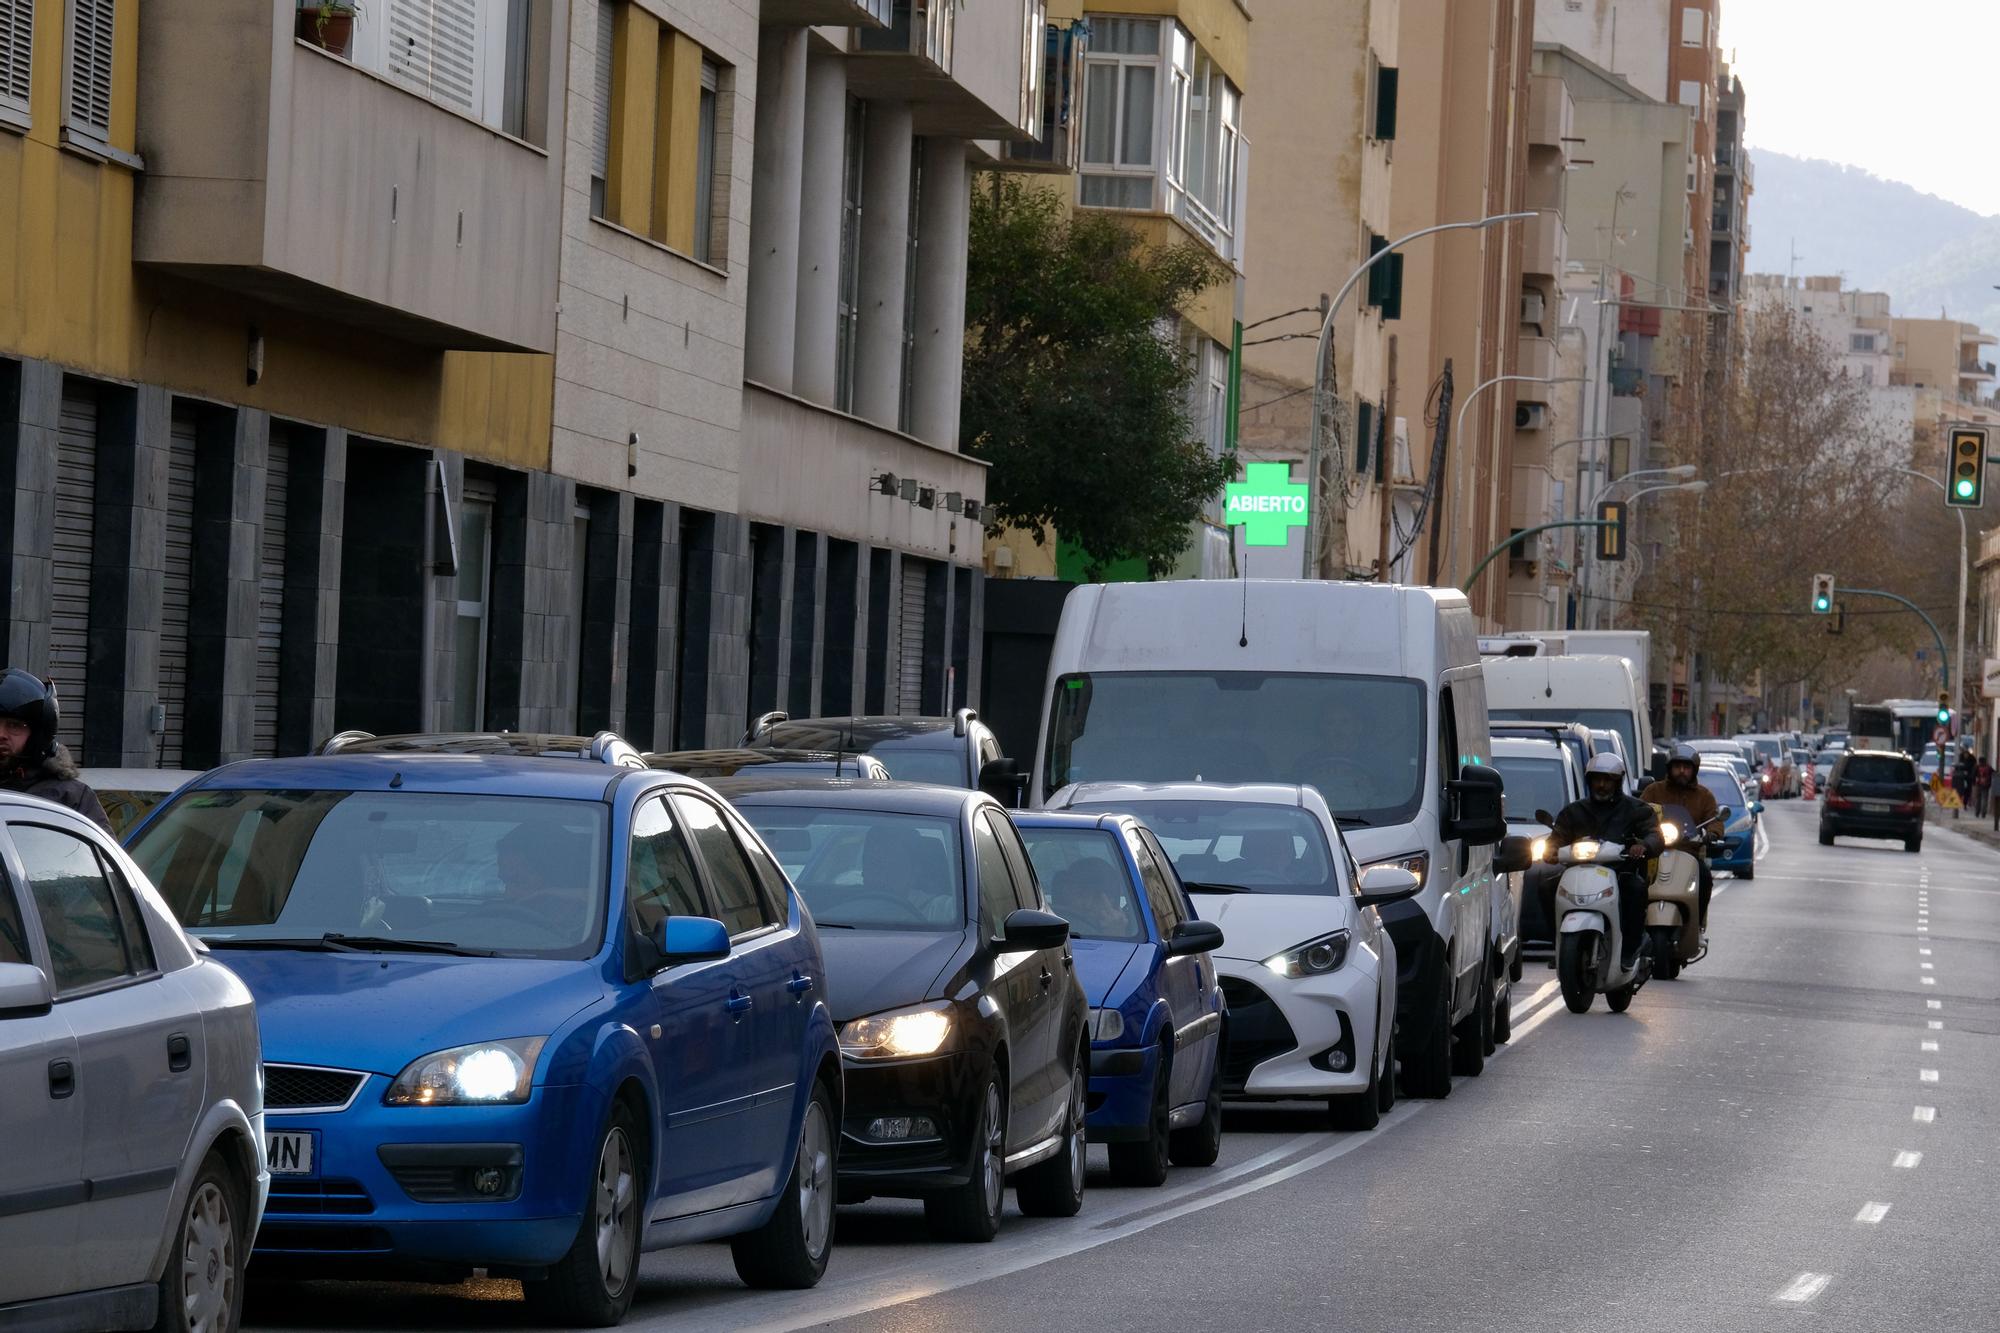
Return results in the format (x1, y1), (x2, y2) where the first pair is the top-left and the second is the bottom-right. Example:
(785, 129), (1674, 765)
(712, 778), (1091, 1241)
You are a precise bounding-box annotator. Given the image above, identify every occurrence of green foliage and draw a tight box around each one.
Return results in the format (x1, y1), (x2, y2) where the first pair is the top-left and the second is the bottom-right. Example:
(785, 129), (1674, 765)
(961, 175), (1234, 581)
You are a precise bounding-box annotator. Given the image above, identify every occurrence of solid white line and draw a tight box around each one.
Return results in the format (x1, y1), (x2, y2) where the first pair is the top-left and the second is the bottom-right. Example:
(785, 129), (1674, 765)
(1915, 1106), (1937, 1123)
(1922, 1040), (1939, 1052)
(1921, 1068), (1940, 1083)
(1775, 1273), (1832, 1304)
(1854, 1202), (1891, 1225)
(1894, 1151), (1922, 1169)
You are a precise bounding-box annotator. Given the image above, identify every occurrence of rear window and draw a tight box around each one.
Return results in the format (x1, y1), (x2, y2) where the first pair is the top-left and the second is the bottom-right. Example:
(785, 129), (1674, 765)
(731, 806), (965, 931)
(1841, 756), (1916, 785)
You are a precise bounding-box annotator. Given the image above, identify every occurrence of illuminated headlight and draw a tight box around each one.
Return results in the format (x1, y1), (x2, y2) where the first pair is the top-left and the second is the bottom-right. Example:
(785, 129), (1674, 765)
(384, 1036), (546, 1106)
(1570, 839), (1602, 861)
(1264, 930), (1351, 979)
(1089, 1007), (1126, 1042)
(1660, 822), (1679, 847)
(839, 1003), (953, 1059)
(1530, 836), (1548, 862)
(1361, 852), (1429, 888)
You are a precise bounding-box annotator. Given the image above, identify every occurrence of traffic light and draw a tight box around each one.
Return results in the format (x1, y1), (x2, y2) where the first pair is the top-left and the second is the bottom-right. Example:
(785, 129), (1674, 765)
(1595, 500), (1627, 561)
(1827, 603), (1845, 635)
(1938, 691), (1952, 725)
(1811, 573), (1834, 614)
(1947, 427), (1987, 508)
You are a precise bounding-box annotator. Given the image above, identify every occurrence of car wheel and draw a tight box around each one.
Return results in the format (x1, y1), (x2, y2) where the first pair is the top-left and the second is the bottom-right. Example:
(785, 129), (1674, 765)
(1492, 958), (1514, 1045)
(1168, 1046), (1224, 1168)
(1819, 828), (1834, 847)
(731, 1078), (837, 1289)
(1375, 1031), (1397, 1115)
(156, 1149), (245, 1333)
(1737, 864), (1755, 881)
(1400, 964), (1453, 1099)
(925, 1076), (1007, 1242)
(1109, 1042), (1172, 1187)
(524, 1103), (643, 1326)
(1452, 956), (1489, 1077)
(1906, 837), (1923, 854)
(1328, 1030), (1382, 1133)
(1015, 1046), (1088, 1217)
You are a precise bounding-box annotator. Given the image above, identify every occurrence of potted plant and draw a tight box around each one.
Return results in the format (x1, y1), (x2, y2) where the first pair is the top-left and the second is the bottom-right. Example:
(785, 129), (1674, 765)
(296, 1), (360, 57)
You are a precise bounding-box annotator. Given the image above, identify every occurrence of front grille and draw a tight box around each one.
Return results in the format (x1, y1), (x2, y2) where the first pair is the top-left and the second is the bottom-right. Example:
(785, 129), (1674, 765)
(266, 1064), (365, 1111)
(1218, 976), (1297, 1091)
(267, 1177), (374, 1216)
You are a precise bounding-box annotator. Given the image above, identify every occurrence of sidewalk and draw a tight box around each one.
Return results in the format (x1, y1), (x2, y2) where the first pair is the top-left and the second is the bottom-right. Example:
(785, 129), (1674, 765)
(1924, 797), (2000, 852)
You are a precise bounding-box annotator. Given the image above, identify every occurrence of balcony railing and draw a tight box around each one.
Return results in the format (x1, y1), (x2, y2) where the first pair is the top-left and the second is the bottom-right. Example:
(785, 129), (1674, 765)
(857, 0), (955, 76)
(1001, 21), (1086, 172)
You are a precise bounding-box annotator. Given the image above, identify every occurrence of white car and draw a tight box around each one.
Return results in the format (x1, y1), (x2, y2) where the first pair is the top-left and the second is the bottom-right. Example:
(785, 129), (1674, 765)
(1046, 782), (1410, 1130)
(0, 792), (266, 1332)
(78, 768), (206, 837)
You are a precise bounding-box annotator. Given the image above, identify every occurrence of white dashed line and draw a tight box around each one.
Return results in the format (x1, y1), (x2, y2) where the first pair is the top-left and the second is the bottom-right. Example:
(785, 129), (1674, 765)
(1894, 1151), (1923, 1169)
(1929, 1020), (1944, 1030)
(1775, 1273), (1832, 1304)
(1854, 1202), (1891, 1225)
(1920, 948), (1933, 956)
(1922, 1040), (1939, 1052)
(1922, 962), (1935, 970)
(1915, 1107), (1937, 1123)
(1921, 1069), (1941, 1083)
(1923, 977), (1937, 986)
(1928, 999), (1943, 1009)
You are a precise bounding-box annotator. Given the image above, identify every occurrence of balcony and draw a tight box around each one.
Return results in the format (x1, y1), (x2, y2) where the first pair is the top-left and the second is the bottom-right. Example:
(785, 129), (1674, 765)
(1002, 20), (1085, 173)
(1522, 211), (1566, 281)
(1527, 74), (1574, 155)
(1961, 361), (1997, 382)
(133, 0), (560, 353)
(850, 0), (1037, 138)
(763, 0), (892, 27)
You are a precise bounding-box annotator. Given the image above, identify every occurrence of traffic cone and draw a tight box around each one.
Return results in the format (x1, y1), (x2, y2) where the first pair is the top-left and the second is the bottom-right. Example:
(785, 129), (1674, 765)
(1803, 766), (1816, 800)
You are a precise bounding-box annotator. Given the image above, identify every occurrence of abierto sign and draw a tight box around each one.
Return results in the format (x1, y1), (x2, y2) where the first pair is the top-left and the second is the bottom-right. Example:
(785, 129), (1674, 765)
(1982, 657), (2000, 700)
(1224, 462), (1310, 546)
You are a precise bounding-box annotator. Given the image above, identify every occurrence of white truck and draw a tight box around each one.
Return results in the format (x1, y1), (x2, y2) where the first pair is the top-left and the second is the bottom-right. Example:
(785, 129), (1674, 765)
(1480, 631), (1651, 693)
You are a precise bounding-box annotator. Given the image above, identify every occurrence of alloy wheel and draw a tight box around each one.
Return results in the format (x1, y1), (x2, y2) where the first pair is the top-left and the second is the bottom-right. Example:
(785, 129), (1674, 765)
(797, 1098), (835, 1260)
(980, 1083), (1006, 1218)
(595, 1126), (638, 1298)
(1065, 1061), (1088, 1197)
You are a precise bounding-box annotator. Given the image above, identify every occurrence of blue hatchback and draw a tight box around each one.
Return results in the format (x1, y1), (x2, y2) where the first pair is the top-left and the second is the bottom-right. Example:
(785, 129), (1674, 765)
(127, 754), (840, 1325)
(1698, 766), (1761, 878)
(1014, 812), (1226, 1186)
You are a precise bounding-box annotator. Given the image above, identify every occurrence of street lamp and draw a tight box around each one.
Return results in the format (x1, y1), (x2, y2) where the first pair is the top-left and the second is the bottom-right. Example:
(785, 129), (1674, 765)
(1444, 373), (1586, 586)
(1301, 210), (1538, 578)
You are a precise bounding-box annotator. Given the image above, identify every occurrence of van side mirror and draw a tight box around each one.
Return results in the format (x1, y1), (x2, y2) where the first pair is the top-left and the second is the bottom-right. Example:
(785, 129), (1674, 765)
(978, 756), (1024, 807)
(1356, 865), (1422, 908)
(0, 963), (54, 1018)
(1445, 764), (1506, 846)
(1493, 835), (1534, 875)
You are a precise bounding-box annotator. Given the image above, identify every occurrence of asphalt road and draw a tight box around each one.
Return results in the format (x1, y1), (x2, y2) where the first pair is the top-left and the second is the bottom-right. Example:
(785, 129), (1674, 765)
(248, 798), (2000, 1332)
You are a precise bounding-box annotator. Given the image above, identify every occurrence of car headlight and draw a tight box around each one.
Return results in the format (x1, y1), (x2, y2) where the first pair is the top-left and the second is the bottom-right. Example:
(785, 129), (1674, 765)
(1530, 836), (1548, 862)
(1571, 839), (1602, 861)
(1264, 930), (1351, 979)
(384, 1036), (547, 1107)
(1089, 1007), (1126, 1042)
(1660, 822), (1679, 846)
(1361, 852), (1429, 888)
(839, 1003), (953, 1059)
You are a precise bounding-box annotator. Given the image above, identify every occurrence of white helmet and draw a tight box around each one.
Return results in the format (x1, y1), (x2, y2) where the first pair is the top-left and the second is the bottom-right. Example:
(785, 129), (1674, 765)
(1586, 752), (1628, 779)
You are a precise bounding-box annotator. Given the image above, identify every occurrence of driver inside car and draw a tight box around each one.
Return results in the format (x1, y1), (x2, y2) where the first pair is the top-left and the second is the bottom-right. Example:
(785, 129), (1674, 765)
(493, 823), (589, 933)
(1547, 753), (1664, 971)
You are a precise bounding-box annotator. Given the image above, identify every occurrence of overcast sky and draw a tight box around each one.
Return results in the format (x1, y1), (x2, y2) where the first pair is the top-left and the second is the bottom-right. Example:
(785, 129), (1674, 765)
(1724, 0), (1999, 217)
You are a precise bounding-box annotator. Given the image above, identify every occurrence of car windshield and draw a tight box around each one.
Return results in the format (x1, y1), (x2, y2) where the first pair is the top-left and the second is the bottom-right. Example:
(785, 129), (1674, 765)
(1844, 756), (1917, 785)
(1066, 799), (1346, 897)
(868, 748), (967, 786)
(732, 806), (964, 931)
(1017, 827), (1147, 943)
(1492, 756), (1568, 822)
(1697, 772), (1742, 815)
(1046, 672), (1426, 825)
(1490, 708), (1637, 773)
(129, 790), (610, 959)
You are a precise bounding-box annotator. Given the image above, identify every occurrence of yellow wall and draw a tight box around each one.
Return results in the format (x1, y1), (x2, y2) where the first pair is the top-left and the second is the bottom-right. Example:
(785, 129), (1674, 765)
(1049, 0), (1249, 89)
(0, 1), (551, 470)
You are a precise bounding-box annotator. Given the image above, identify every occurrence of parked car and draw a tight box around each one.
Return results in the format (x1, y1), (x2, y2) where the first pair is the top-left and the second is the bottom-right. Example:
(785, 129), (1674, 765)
(647, 747), (892, 781)
(1489, 736), (1580, 957)
(0, 793), (266, 1333)
(744, 711), (1023, 801)
(1047, 782), (1430, 1130)
(715, 777), (1090, 1241)
(1699, 768), (1760, 878)
(1821, 750), (1925, 853)
(313, 728), (649, 766)
(1014, 811), (1227, 1184)
(128, 754), (841, 1324)
(78, 768), (207, 837)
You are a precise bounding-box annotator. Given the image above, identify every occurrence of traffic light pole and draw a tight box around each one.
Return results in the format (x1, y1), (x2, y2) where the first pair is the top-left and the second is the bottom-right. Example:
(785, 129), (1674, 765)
(1897, 467), (1967, 737)
(1461, 518), (1618, 594)
(1840, 587), (1953, 706)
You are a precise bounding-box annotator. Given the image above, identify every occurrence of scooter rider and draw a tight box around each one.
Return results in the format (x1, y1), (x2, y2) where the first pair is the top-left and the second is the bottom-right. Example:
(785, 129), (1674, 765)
(1548, 753), (1663, 970)
(1641, 743), (1718, 941)
(0, 670), (111, 832)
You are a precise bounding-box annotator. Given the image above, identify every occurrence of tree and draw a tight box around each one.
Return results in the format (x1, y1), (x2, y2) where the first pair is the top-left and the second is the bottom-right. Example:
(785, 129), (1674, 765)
(961, 174), (1234, 580)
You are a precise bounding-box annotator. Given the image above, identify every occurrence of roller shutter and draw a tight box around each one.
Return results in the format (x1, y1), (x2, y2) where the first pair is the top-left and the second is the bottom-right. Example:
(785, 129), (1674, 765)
(898, 557), (928, 710)
(51, 388), (96, 756)
(159, 407), (198, 767)
(254, 429), (289, 756)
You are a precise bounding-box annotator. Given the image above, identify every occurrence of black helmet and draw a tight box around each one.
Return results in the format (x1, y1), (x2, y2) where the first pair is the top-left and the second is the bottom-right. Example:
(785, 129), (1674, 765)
(0, 670), (59, 763)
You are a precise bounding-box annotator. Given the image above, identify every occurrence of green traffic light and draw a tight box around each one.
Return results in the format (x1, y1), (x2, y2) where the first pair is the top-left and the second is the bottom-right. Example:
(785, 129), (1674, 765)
(1939, 710), (1951, 723)
(1957, 478), (1977, 498)
(1814, 597), (1830, 611)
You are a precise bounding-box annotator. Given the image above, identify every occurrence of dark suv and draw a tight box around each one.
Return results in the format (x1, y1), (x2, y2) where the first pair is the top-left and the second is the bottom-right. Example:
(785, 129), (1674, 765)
(745, 711), (1024, 803)
(1820, 750), (1925, 853)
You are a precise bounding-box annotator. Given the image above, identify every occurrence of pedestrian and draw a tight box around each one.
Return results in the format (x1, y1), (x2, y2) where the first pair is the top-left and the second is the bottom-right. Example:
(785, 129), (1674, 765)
(1978, 755), (1994, 820)
(1951, 747), (1976, 820)
(0, 670), (110, 831)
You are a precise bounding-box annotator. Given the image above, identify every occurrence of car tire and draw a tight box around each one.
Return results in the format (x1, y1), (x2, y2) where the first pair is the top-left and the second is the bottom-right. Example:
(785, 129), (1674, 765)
(1016, 1046), (1089, 1218)
(1375, 1031), (1397, 1114)
(1452, 957), (1489, 1077)
(155, 1149), (246, 1333)
(525, 1102), (643, 1327)
(1400, 965), (1454, 1100)
(1167, 1045), (1224, 1169)
(1328, 1032), (1383, 1133)
(1819, 828), (1835, 847)
(1492, 960), (1514, 1045)
(1737, 865), (1755, 882)
(731, 1077), (837, 1289)
(1906, 837), (1923, 854)
(1108, 1043), (1172, 1187)
(925, 1076), (1007, 1243)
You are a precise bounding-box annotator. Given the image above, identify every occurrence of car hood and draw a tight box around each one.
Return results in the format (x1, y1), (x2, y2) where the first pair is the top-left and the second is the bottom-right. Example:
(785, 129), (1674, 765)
(1070, 938), (1143, 1007)
(820, 929), (965, 1023)
(1187, 892), (1350, 962)
(216, 950), (605, 1077)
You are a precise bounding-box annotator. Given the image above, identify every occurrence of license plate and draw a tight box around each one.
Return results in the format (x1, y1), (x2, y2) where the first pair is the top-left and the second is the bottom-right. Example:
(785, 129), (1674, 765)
(266, 1131), (316, 1177)
(1858, 799), (1891, 811)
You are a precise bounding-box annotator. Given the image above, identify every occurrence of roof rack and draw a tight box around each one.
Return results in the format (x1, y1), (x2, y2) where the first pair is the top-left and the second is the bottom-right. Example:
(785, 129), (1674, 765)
(308, 730), (647, 768)
(313, 730), (377, 755)
(952, 707), (979, 738)
(745, 711), (790, 745)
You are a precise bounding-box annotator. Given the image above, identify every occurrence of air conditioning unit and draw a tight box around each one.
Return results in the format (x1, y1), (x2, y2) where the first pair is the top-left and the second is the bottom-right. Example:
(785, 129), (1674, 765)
(1520, 291), (1546, 329)
(1515, 402), (1548, 431)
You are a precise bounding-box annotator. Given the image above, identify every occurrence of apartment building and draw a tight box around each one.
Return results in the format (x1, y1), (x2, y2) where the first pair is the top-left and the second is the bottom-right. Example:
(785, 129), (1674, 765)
(1708, 58), (1750, 308)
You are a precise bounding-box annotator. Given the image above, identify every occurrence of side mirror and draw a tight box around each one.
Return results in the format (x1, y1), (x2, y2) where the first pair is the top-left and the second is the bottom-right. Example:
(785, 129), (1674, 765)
(1165, 919), (1223, 958)
(1534, 808), (1556, 828)
(999, 908), (1070, 952)
(1493, 834), (1534, 875)
(1445, 764), (1506, 846)
(1356, 865), (1422, 908)
(978, 756), (1024, 807)
(0, 962), (54, 1018)
(1751, 802), (1765, 816)
(1717, 806), (1733, 822)
(657, 916), (732, 966)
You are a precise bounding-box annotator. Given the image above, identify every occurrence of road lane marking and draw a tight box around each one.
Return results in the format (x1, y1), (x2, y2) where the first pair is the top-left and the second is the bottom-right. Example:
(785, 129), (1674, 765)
(1775, 1273), (1832, 1304)
(1854, 1202), (1891, 1225)
(1922, 1040), (1939, 1052)
(1920, 948), (1933, 955)
(1922, 962), (1935, 970)
(1928, 1020), (1944, 1030)
(1894, 1151), (1922, 1169)
(1922, 977), (1936, 985)
(1928, 999), (1943, 1009)
(1921, 1069), (1940, 1082)
(1915, 1107), (1937, 1123)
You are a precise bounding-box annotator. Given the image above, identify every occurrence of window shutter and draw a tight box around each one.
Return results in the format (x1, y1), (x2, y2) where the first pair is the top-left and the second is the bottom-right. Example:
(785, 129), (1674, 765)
(1373, 66), (1397, 141)
(66, 0), (113, 141)
(1365, 234), (1389, 307)
(386, 0), (480, 116)
(1354, 400), (1375, 476)
(592, 0), (615, 181)
(0, 0), (31, 120)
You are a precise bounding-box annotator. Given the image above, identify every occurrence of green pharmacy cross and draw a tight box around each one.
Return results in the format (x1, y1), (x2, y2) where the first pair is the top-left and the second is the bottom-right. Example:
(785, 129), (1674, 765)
(1224, 462), (1310, 547)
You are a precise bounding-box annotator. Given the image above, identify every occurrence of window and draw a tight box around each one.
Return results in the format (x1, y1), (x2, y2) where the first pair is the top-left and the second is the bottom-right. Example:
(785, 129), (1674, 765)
(568, 503), (590, 723)
(13, 823), (145, 994)
(1677, 79), (1702, 110)
(900, 139), (924, 433)
(1370, 60), (1398, 141)
(0, 0), (32, 126)
(989, 812), (1042, 911)
(1079, 16), (1158, 209)
(972, 812), (1019, 939)
(1125, 827), (1184, 934)
(333, 1), (535, 137)
(1680, 6), (1705, 46)
(64, 0), (113, 146)
(733, 805), (963, 932)
(1365, 234), (1404, 320)
(590, 1), (727, 257)
(835, 96), (866, 413)
(673, 795), (776, 936)
(451, 481), (495, 732)
(694, 60), (718, 263)
(626, 796), (707, 948)
(0, 874), (23, 965)
(591, 0), (614, 216)
(1851, 333), (1877, 353)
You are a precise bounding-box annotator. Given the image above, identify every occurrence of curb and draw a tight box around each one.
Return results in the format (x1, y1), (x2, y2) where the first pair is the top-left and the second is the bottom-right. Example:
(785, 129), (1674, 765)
(1924, 800), (2000, 852)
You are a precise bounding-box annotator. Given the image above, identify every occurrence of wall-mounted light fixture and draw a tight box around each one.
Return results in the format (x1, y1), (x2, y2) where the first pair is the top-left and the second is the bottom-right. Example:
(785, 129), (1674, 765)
(943, 492), (964, 513)
(874, 472), (901, 495)
(917, 485), (936, 510)
(899, 478), (919, 502)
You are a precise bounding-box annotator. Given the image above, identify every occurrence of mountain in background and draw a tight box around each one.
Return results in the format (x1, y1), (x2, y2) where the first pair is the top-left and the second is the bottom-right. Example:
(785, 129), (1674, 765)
(1747, 151), (2000, 334)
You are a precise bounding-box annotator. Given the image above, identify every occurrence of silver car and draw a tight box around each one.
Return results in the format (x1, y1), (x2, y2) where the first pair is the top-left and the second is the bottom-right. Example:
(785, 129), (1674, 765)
(0, 793), (266, 1331)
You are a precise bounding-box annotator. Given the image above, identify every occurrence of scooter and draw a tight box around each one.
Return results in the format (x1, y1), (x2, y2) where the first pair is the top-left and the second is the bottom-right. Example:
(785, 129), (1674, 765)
(1544, 832), (1653, 1014)
(1646, 806), (1727, 980)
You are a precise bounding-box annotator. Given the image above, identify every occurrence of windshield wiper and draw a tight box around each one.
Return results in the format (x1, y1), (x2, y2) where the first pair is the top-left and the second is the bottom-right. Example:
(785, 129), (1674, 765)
(812, 921), (860, 930)
(1181, 881), (1251, 895)
(197, 936), (347, 951)
(1335, 816), (1372, 828)
(319, 933), (497, 957)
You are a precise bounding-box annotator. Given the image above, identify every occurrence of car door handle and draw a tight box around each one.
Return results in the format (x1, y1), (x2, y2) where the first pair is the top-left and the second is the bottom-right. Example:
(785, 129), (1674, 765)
(1039, 967), (1054, 991)
(167, 1032), (192, 1074)
(786, 973), (814, 997)
(724, 991), (754, 1015)
(48, 1059), (74, 1100)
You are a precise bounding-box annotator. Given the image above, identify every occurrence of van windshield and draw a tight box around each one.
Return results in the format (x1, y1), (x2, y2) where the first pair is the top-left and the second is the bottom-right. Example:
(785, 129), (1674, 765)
(1044, 672), (1427, 825)
(1489, 707), (1636, 775)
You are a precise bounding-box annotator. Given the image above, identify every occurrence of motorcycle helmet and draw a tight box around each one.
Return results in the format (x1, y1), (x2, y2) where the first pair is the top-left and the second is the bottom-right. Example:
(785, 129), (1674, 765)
(1585, 751), (1627, 805)
(1668, 743), (1699, 781)
(0, 670), (59, 765)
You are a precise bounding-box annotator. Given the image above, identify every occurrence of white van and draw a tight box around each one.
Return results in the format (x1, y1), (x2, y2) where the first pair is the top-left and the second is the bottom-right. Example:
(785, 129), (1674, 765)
(1031, 580), (1524, 1099)
(1483, 655), (1653, 790)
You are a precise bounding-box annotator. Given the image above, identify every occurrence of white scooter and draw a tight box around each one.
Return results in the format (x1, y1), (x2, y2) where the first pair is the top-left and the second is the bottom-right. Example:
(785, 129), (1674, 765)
(1646, 806), (1727, 981)
(1545, 834), (1653, 1014)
